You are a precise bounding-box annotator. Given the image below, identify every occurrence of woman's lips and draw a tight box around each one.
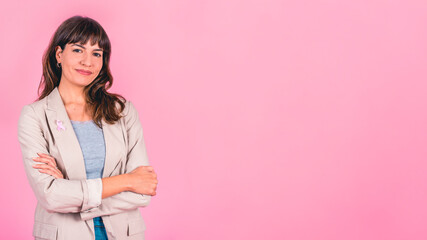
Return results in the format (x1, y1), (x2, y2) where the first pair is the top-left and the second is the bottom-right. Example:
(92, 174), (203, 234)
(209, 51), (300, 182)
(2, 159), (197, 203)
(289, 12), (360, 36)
(76, 69), (92, 75)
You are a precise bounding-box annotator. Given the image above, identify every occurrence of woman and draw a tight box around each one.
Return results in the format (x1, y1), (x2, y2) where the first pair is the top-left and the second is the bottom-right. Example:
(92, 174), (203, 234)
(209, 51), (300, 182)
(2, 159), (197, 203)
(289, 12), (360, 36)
(17, 15), (158, 240)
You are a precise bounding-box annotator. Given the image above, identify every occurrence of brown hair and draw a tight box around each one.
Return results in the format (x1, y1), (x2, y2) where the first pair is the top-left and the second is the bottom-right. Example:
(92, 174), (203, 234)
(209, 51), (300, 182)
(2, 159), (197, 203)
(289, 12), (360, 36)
(37, 15), (126, 128)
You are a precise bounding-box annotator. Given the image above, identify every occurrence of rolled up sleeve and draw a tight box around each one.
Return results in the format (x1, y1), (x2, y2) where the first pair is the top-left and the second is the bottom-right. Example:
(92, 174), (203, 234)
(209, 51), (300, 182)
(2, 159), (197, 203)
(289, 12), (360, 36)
(81, 178), (103, 213)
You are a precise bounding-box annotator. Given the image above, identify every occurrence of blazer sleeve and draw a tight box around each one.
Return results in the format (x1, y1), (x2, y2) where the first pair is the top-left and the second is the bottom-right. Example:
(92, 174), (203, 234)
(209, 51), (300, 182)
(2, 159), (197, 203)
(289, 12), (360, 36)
(17, 104), (97, 213)
(80, 100), (152, 220)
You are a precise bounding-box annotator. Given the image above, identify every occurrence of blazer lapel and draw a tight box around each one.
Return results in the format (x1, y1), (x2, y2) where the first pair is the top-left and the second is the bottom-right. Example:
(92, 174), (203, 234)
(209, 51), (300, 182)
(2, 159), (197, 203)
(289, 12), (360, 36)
(45, 87), (123, 180)
(101, 117), (124, 178)
(46, 87), (87, 180)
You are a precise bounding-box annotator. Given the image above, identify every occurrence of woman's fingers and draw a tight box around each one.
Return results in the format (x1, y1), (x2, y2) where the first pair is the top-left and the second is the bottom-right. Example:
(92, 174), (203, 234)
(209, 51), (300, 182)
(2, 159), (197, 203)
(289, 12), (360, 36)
(32, 153), (62, 177)
(33, 163), (60, 174)
(33, 163), (64, 179)
(36, 153), (58, 168)
(32, 157), (49, 165)
(38, 168), (61, 179)
(32, 153), (64, 179)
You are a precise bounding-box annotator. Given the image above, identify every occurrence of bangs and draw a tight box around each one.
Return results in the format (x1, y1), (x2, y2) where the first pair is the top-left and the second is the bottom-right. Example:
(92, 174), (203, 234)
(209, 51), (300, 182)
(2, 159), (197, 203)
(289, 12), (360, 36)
(65, 20), (110, 52)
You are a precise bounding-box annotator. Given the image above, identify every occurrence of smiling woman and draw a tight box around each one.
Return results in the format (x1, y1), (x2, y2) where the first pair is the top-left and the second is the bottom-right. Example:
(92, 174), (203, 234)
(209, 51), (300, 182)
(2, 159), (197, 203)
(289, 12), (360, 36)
(57, 41), (103, 88)
(17, 15), (158, 240)
(38, 16), (117, 128)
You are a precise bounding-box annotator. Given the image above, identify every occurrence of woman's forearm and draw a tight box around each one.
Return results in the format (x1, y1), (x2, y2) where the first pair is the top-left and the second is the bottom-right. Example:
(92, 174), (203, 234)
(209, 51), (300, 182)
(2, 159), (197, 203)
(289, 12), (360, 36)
(101, 166), (157, 199)
(101, 174), (132, 199)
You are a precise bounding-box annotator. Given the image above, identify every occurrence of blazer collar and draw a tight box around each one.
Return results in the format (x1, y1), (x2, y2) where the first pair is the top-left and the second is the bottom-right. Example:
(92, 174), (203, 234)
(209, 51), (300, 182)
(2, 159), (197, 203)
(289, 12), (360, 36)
(45, 87), (123, 180)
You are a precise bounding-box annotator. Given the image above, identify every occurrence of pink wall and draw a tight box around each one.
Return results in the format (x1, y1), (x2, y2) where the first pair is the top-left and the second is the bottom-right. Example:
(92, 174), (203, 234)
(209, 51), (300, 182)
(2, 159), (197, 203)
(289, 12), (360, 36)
(2, 0), (427, 239)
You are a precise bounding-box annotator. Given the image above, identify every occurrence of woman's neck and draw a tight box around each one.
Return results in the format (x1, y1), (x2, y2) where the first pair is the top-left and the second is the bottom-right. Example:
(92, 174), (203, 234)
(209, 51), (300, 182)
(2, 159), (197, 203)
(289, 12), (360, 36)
(58, 81), (86, 106)
(57, 81), (93, 121)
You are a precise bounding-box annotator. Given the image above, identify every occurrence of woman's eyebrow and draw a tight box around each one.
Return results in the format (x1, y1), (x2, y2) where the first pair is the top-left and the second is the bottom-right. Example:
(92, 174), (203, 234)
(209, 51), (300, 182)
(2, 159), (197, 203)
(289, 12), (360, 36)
(71, 43), (103, 52)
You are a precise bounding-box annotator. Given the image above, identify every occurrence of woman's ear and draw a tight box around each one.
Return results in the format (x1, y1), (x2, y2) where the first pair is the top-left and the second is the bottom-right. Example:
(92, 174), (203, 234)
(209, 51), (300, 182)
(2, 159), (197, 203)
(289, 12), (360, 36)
(55, 46), (63, 63)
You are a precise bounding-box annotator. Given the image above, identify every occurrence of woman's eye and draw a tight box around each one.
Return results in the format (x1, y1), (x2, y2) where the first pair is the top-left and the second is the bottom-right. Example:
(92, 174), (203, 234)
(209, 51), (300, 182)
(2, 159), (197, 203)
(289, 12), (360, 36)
(72, 49), (101, 57)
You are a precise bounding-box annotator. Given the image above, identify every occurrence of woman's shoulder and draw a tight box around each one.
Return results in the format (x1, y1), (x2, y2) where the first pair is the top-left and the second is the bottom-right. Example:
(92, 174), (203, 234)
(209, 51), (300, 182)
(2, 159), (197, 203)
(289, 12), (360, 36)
(117, 99), (143, 130)
(119, 99), (138, 119)
(17, 99), (49, 135)
(19, 96), (49, 119)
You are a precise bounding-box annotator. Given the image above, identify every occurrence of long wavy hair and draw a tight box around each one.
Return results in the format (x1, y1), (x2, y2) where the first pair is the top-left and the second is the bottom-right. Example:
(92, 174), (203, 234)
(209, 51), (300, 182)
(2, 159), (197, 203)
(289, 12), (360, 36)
(37, 15), (126, 128)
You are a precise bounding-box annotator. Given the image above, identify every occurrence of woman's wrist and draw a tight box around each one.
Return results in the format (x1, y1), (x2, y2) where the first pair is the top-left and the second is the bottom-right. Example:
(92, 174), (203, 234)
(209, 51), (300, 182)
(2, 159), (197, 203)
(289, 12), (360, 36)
(123, 173), (134, 192)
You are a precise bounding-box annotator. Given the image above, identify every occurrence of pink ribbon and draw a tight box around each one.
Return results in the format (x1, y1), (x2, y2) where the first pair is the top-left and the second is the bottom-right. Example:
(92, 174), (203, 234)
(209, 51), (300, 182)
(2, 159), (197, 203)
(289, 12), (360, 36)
(56, 120), (65, 131)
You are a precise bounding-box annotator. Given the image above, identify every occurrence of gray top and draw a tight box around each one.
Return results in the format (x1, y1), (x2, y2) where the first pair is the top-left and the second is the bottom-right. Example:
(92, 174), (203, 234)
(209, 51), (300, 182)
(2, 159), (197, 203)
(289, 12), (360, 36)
(70, 120), (106, 179)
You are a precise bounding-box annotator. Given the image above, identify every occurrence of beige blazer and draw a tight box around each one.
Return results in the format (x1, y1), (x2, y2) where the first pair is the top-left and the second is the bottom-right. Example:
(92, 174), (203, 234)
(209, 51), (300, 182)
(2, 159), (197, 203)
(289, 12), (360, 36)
(17, 87), (151, 240)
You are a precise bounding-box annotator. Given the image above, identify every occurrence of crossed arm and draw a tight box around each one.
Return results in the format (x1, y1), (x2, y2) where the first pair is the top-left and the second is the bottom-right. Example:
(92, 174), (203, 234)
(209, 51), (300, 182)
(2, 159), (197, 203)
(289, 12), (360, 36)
(17, 101), (153, 221)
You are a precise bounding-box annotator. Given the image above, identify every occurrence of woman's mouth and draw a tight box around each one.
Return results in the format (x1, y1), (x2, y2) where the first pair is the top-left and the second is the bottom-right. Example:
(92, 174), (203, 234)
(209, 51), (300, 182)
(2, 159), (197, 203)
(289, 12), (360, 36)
(76, 69), (92, 75)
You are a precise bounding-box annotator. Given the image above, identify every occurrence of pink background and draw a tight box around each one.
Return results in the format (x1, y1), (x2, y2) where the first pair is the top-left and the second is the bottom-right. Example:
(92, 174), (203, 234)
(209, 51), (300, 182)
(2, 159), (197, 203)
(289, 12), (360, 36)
(1, 0), (427, 239)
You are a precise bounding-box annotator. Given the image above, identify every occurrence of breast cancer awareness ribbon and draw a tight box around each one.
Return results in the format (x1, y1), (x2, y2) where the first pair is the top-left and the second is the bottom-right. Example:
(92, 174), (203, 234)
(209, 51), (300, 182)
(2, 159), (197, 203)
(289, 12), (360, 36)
(56, 120), (66, 131)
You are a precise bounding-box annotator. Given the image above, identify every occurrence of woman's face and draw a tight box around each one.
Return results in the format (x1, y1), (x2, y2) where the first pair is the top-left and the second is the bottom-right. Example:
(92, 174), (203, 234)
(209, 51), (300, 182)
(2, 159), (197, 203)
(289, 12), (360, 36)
(55, 41), (103, 87)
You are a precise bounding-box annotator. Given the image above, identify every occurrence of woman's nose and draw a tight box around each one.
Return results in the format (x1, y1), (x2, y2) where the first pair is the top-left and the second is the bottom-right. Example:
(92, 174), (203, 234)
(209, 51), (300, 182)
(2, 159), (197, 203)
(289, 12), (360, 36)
(80, 53), (92, 67)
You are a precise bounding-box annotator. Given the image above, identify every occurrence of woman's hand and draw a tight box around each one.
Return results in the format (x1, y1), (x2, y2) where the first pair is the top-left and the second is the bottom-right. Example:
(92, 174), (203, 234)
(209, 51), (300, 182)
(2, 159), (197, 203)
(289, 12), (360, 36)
(127, 166), (158, 196)
(32, 152), (64, 179)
